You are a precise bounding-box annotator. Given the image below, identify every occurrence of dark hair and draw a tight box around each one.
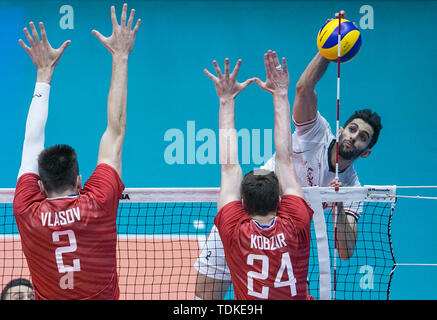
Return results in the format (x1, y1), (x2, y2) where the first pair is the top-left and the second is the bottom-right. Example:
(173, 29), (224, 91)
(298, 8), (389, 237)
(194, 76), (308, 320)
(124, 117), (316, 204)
(344, 109), (382, 149)
(240, 169), (280, 216)
(38, 144), (79, 194)
(1, 278), (33, 300)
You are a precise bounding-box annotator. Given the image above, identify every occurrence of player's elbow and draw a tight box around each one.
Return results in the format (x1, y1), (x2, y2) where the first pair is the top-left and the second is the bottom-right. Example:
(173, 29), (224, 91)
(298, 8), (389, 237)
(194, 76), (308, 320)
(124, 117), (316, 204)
(338, 246), (355, 261)
(107, 111), (127, 133)
(336, 237), (357, 261)
(296, 80), (314, 95)
(107, 121), (126, 138)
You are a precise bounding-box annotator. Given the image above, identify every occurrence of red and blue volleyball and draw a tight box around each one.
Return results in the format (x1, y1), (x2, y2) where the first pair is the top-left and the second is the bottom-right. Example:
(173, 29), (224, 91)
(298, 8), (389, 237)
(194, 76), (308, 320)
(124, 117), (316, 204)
(316, 18), (361, 63)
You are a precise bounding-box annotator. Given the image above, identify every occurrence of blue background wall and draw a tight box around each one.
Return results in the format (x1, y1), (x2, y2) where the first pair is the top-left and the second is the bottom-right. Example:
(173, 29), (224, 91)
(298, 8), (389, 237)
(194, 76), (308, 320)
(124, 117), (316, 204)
(1, 0), (436, 299)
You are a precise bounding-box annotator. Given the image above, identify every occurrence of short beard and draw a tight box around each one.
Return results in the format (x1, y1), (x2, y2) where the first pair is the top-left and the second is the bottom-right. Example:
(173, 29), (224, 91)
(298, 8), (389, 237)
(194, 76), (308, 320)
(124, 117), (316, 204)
(338, 137), (364, 161)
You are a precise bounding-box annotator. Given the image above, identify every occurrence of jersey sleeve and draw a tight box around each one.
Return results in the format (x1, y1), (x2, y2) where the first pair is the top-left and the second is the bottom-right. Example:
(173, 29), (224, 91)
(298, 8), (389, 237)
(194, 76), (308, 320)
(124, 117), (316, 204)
(214, 201), (246, 244)
(292, 111), (331, 143)
(13, 173), (46, 215)
(81, 163), (125, 216)
(277, 195), (314, 229)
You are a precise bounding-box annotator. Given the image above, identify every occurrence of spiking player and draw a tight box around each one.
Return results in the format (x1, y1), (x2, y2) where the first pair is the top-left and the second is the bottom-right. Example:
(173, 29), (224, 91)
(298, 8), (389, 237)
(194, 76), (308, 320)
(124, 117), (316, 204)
(204, 51), (314, 300)
(13, 4), (141, 300)
(194, 11), (382, 300)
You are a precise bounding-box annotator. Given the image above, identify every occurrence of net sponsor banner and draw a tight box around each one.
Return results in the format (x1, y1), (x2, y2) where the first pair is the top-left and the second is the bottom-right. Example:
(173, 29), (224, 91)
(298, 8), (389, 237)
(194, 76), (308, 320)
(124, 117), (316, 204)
(117, 186), (397, 203)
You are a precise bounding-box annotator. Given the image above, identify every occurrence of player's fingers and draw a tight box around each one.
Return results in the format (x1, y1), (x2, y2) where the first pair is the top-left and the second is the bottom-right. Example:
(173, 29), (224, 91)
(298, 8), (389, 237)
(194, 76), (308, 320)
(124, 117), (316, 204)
(272, 51), (281, 70)
(282, 57), (288, 74)
(111, 6), (119, 27)
(204, 68), (218, 83)
(231, 59), (242, 79)
(29, 22), (40, 43)
(212, 60), (223, 79)
(18, 39), (31, 54)
(133, 19), (141, 36)
(224, 58), (230, 77)
(340, 10), (346, 18)
(39, 22), (48, 43)
(267, 50), (276, 75)
(264, 52), (272, 79)
(240, 77), (255, 90)
(23, 27), (34, 45)
(252, 77), (266, 89)
(92, 30), (107, 43)
(58, 40), (71, 56)
(121, 3), (128, 26)
(127, 9), (135, 29)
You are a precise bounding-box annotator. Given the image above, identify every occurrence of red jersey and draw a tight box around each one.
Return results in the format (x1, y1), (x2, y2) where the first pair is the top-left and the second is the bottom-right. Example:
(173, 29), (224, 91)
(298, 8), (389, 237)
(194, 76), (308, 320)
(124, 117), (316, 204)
(13, 163), (124, 300)
(214, 195), (313, 300)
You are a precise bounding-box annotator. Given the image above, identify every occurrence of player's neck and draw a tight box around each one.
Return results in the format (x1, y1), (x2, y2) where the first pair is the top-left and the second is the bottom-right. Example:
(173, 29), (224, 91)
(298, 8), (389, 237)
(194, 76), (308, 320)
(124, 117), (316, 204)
(251, 212), (276, 227)
(46, 188), (78, 199)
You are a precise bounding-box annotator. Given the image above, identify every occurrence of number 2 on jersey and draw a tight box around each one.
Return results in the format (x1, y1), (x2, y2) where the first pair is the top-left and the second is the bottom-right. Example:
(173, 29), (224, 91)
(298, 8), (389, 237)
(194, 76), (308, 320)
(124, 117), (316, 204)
(247, 252), (297, 299)
(52, 230), (81, 273)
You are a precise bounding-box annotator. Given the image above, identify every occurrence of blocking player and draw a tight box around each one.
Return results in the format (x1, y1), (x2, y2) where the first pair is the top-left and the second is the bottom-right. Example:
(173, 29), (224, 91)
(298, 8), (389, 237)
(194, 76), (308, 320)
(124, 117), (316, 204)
(194, 11), (382, 300)
(13, 4), (141, 299)
(205, 51), (314, 300)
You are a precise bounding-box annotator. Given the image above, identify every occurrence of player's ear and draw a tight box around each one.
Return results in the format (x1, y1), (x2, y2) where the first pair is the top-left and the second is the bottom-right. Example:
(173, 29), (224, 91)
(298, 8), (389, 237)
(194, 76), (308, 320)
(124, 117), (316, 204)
(360, 148), (371, 159)
(76, 175), (82, 191)
(38, 180), (47, 196)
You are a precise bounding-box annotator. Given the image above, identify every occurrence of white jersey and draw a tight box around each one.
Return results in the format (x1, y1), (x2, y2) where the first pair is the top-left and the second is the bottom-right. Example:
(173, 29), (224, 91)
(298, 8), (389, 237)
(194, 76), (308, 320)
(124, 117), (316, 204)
(262, 112), (361, 219)
(194, 112), (362, 281)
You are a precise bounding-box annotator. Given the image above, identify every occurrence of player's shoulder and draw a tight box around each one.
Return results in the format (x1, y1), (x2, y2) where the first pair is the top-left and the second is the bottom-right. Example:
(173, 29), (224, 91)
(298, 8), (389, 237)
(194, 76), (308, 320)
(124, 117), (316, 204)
(92, 163), (122, 179)
(280, 194), (311, 208)
(293, 111), (332, 141)
(13, 173), (46, 214)
(83, 163), (124, 192)
(16, 172), (40, 187)
(218, 200), (245, 217)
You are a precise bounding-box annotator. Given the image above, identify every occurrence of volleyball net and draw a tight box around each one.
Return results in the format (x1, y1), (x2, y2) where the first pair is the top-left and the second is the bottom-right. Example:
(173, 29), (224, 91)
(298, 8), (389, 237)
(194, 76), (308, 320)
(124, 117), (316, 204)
(0, 186), (397, 300)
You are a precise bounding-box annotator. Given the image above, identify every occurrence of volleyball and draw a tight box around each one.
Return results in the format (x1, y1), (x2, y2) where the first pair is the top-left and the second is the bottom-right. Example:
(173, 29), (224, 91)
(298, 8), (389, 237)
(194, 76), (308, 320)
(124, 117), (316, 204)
(316, 18), (361, 63)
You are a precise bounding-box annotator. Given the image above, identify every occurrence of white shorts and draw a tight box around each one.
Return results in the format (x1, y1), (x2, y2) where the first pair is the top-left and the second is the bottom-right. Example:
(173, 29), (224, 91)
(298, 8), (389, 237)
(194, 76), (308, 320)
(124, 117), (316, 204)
(193, 225), (231, 281)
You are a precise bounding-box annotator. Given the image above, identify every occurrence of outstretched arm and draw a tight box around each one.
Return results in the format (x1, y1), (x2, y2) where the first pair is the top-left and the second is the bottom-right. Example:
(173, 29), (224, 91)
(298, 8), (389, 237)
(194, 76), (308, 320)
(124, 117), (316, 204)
(293, 11), (346, 124)
(92, 4), (141, 177)
(204, 58), (254, 211)
(254, 51), (303, 198)
(18, 22), (70, 178)
(293, 52), (329, 124)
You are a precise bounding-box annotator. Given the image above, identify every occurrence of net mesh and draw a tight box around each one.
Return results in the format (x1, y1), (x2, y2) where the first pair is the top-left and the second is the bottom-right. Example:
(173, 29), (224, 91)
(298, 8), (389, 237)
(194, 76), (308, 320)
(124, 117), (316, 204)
(0, 187), (396, 300)
(308, 201), (396, 299)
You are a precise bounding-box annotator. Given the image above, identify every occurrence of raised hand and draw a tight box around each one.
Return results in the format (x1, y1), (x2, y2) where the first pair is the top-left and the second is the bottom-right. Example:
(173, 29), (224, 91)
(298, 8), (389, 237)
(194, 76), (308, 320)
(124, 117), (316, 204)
(204, 58), (255, 101)
(335, 10), (346, 20)
(92, 3), (141, 58)
(253, 50), (289, 95)
(18, 22), (70, 83)
(327, 10), (357, 28)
